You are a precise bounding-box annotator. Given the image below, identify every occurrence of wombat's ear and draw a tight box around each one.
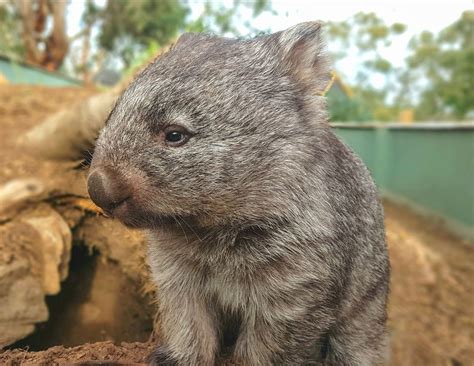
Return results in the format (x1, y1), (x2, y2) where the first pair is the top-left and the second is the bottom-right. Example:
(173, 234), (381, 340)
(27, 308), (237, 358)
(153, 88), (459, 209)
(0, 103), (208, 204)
(277, 22), (331, 95)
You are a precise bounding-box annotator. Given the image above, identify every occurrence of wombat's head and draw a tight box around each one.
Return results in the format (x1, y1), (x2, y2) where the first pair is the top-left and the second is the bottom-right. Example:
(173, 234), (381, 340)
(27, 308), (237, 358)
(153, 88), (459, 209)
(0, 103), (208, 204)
(88, 22), (331, 229)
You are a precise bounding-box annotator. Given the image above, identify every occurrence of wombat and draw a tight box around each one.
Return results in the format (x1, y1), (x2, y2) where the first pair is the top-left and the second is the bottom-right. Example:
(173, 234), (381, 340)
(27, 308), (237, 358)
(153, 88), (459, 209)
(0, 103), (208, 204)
(87, 22), (390, 365)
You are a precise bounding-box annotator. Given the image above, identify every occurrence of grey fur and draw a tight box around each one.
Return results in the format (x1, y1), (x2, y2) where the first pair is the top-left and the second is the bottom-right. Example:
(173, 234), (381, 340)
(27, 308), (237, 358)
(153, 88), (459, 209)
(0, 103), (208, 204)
(89, 22), (390, 365)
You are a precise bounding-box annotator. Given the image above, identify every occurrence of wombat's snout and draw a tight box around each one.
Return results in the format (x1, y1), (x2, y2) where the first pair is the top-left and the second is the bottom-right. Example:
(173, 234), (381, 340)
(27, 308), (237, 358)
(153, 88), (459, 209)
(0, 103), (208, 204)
(87, 167), (131, 215)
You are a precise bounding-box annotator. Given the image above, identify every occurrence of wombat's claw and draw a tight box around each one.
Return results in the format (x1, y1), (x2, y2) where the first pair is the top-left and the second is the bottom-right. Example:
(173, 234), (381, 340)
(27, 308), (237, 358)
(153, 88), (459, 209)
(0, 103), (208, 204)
(148, 346), (178, 366)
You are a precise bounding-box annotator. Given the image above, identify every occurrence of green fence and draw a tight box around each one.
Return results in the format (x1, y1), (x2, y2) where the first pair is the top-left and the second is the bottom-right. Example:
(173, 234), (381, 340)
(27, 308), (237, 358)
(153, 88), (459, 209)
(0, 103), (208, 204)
(0, 55), (81, 87)
(333, 122), (474, 239)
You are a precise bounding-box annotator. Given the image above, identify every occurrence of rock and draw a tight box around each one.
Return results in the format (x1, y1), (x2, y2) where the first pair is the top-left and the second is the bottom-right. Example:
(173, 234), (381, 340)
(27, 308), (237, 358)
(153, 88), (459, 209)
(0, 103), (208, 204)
(22, 207), (72, 294)
(0, 178), (44, 221)
(0, 204), (73, 347)
(0, 259), (48, 348)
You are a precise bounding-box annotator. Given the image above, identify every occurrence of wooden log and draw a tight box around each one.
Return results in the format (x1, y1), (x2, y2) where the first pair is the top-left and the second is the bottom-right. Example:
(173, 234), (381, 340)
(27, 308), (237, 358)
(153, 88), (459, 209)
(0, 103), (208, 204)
(18, 44), (174, 162)
(0, 178), (44, 220)
(18, 90), (121, 161)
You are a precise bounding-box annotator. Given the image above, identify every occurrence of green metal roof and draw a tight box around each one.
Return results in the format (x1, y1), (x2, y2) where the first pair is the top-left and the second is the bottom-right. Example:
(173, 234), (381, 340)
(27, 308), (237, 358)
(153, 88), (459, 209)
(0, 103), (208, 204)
(0, 54), (82, 87)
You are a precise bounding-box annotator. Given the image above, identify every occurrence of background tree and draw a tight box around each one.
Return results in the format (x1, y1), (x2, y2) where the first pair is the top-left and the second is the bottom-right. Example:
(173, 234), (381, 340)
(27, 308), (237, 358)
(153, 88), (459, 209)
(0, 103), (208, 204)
(5, 0), (272, 77)
(98, 0), (189, 68)
(406, 10), (474, 120)
(186, 0), (273, 35)
(96, 0), (272, 69)
(7, 2), (470, 123)
(76, 0), (101, 83)
(0, 0), (24, 58)
(326, 11), (473, 122)
(16, 0), (69, 70)
(326, 12), (406, 121)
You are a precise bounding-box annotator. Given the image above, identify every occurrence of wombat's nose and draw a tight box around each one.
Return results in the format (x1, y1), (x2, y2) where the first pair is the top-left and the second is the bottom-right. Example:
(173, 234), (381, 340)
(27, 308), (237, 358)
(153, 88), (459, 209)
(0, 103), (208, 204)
(87, 168), (131, 214)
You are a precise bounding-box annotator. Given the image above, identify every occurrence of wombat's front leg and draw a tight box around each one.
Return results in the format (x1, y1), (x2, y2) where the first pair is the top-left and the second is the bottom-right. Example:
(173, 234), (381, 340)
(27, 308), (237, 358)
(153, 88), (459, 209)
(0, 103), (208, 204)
(149, 289), (219, 366)
(324, 294), (389, 366)
(233, 305), (330, 365)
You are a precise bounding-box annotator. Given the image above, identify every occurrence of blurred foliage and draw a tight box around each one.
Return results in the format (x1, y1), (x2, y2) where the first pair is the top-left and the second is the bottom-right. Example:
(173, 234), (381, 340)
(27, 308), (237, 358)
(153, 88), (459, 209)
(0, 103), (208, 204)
(327, 11), (473, 122)
(98, 0), (189, 68)
(0, 0), (272, 69)
(186, 0), (273, 36)
(124, 40), (161, 77)
(1, 1), (471, 122)
(326, 12), (407, 122)
(407, 11), (474, 120)
(327, 12), (406, 54)
(0, 0), (24, 58)
(97, 0), (272, 68)
(327, 90), (372, 122)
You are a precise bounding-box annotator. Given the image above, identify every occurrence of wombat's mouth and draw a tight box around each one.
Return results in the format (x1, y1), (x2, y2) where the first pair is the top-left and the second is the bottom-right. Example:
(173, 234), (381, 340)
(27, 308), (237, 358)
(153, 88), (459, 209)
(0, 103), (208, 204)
(108, 198), (180, 229)
(106, 199), (152, 228)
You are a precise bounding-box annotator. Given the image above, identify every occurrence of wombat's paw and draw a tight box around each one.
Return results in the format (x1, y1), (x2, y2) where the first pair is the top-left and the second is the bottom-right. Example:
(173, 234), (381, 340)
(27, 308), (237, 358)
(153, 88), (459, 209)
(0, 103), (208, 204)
(147, 346), (178, 366)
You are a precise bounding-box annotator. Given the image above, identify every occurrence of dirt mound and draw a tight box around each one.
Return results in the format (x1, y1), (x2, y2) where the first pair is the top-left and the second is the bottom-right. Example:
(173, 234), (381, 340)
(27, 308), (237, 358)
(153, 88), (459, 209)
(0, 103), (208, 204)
(0, 85), (473, 365)
(0, 341), (154, 365)
(2, 200), (472, 365)
(385, 201), (474, 365)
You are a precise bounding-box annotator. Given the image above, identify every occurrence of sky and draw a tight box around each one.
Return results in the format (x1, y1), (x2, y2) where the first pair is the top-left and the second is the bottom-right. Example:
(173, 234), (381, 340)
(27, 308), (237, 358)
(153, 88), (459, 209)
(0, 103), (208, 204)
(67, 0), (472, 84)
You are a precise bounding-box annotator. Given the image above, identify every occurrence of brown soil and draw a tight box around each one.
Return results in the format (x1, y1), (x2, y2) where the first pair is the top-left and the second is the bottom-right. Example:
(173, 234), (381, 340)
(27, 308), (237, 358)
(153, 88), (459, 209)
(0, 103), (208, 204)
(0, 341), (154, 365)
(0, 85), (473, 365)
(385, 201), (474, 366)
(11, 245), (154, 351)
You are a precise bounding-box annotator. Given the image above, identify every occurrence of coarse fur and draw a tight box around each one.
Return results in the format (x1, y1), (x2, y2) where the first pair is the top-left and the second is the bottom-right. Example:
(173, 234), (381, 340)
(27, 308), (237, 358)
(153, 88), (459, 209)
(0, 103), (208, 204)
(89, 22), (390, 365)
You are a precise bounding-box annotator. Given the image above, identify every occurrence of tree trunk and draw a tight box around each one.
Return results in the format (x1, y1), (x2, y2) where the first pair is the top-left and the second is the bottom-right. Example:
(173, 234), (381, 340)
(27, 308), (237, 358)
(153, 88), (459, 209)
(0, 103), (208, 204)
(17, 0), (69, 70)
(80, 22), (92, 83)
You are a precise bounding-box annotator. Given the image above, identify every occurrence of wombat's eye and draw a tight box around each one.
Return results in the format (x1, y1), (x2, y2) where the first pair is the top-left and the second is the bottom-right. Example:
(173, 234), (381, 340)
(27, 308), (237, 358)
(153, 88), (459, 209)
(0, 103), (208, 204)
(163, 125), (191, 147)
